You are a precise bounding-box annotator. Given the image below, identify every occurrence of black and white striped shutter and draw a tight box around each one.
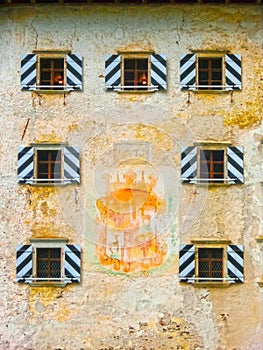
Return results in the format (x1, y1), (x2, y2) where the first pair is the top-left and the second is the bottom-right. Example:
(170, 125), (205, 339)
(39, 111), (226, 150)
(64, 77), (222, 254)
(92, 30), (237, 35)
(151, 54), (167, 90)
(179, 244), (195, 282)
(64, 146), (80, 184)
(65, 245), (81, 282)
(225, 54), (242, 90)
(18, 146), (34, 184)
(16, 245), (33, 282)
(20, 54), (37, 91)
(227, 245), (244, 283)
(227, 146), (244, 184)
(66, 54), (83, 91)
(105, 54), (121, 91)
(179, 54), (196, 90)
(181, 146), (197, 183)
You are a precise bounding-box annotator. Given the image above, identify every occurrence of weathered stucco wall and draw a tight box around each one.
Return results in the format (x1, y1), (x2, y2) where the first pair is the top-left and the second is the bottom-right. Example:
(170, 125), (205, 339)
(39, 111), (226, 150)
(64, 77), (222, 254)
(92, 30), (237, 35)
(0, 4), (262, 350)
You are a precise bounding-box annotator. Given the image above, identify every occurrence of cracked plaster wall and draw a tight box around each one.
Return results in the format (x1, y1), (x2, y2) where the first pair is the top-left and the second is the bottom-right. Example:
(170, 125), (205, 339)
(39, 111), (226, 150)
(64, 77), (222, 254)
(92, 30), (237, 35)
(0, 4), (262, 350)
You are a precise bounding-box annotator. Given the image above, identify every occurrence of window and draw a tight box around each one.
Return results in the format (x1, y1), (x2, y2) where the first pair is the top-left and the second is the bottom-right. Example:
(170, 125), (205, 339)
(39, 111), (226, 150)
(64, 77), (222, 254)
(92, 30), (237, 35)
(20, 53), (83, 91)
(105, 53), (167, 91)
(180, 53), (242, 91)
(18, 145), (80, 185)
(36, 248), (61, 280)
(198, 248), (223, 280)
(16, 240), (81, 286)
(179, 243), (244, 284)
(37, 149), (62, 183)
(181, 144), (244, 184)
(200, 149), (224, 183)
(123, 58), (149, 90)
(198, 57), (223, 90)
(39, 58), (65, 90)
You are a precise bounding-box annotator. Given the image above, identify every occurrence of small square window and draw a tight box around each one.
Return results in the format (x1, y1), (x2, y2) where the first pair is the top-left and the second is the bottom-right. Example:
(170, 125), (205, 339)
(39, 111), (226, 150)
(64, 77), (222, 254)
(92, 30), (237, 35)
(39, 58), (65, 90)
(199, 149), (225, 183)
(180, 53), (242, 91)
(181, 145), (244, 184)
(21, 53), (83, 92)
(198, 57), (223, 90)
(198, 248), (223, 280)
(179, 243), (244, 284)
(16, 240), (81, 285)
(36, 248), (62, 281)
(18, 145), (80, 185)
(37, 149), (62, 183)
(123, 58), (149, 90)
(105, 53), (167, 91)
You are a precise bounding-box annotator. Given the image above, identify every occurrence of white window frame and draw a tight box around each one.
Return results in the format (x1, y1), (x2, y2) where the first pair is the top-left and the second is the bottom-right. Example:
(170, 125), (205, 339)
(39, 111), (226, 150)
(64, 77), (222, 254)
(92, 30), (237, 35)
(33, 144), (65, 184)
(35, 52), (68, 92)
(197, 145), (228, 184)
(29, 238), (68, 287)
(196, 52), (226, 91)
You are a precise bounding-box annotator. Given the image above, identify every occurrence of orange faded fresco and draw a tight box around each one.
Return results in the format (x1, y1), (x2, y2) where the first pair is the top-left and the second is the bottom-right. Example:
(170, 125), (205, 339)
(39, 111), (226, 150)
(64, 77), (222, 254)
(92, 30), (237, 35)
(95, 169), (167, 273)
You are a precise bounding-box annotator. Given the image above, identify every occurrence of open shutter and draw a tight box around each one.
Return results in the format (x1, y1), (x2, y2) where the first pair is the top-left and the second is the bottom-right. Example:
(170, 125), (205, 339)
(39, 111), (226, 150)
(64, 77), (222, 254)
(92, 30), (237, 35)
(64, 146), (80, 184)
(179, 244), (195, 282)
(180, 54), (196, 90)
(66, 54), (83, 90)
(151, 54), (167, 90)
(65, 245), (81, 282)
(105, 54), (121, 91)
(225, 54), (242, 90)
(16, 245), (32, 282)
(227, 146), (244, 184)
(181, 146), (197, 183)
(18, 146), (34, 184)
(20, 54), (37, 91)
(227, 245), (244, 283)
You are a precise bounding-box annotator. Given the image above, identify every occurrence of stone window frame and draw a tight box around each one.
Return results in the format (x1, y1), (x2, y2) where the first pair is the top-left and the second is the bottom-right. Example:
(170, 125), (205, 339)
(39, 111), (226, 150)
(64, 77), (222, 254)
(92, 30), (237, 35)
(256, 237), (263, 287)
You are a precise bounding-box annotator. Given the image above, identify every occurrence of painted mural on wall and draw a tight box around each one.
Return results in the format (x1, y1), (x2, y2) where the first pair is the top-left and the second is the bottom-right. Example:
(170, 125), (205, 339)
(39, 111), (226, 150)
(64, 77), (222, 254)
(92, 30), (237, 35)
(95, 164), (168, 274)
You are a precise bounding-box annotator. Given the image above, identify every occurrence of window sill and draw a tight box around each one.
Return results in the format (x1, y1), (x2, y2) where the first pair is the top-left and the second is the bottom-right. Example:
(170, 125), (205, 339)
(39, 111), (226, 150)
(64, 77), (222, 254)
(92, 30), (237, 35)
(29, 282), (68, 288)
(192, 282), (232, 288)
(32, 89), (71, 95)
(191, 90), (232, 94)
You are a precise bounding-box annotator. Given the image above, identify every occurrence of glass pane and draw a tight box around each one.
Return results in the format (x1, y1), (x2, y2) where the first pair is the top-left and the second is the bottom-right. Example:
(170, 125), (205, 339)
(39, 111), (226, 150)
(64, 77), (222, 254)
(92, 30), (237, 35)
(212, 72), (222, 80)
(214, 164), (224, 172)
(199, 248), (209, 258)
(211, 58), (222, 68)
(124, 72), (135, 81)
(137, 59), (148, 69)
(40, 59), (51, 68)
(54, 59), (64, 69)
(199, 72), (208, 81)
(38, 248), (48, 258)
(199, 59), (208, 68)
(38, 150), (49, 161)
(51, 150), (61, 161)
(50, 248), (61, 258)
(124, 59), (135, 69)
(213, 150), (224, 161)
(212, 249), (223, 258)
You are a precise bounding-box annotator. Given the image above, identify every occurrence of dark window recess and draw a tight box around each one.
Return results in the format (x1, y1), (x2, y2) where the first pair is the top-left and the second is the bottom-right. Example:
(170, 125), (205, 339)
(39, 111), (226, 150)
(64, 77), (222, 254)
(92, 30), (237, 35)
(198, 58), (223, 90)
(36, 248), (61, 280)
(198, 248), (223, 280)
(40, 58), (64, 90)
(37, 150), (62, 183)
(124, 58), (148, 90)
(200, 150), (224, 182)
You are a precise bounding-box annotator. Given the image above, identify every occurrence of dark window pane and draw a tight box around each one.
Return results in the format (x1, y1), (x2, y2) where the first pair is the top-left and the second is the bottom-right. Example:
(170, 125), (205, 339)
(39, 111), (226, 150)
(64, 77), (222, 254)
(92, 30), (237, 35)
(213, 150), (224, 161)
(124, 59), (135, 69)
(137, 59), (148, 69)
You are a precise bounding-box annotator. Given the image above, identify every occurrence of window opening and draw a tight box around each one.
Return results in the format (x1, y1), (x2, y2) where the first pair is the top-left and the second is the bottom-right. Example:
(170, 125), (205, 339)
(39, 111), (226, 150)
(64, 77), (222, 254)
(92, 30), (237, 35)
(37, 150), (62, 183)
(200, 149), (224, 182)
(198, 248), (223, 281)
(36, 248), (61, 281)
(39, 58), (64, 90)
(198, 57), (223, 90)
(124, 58), (148, 90)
